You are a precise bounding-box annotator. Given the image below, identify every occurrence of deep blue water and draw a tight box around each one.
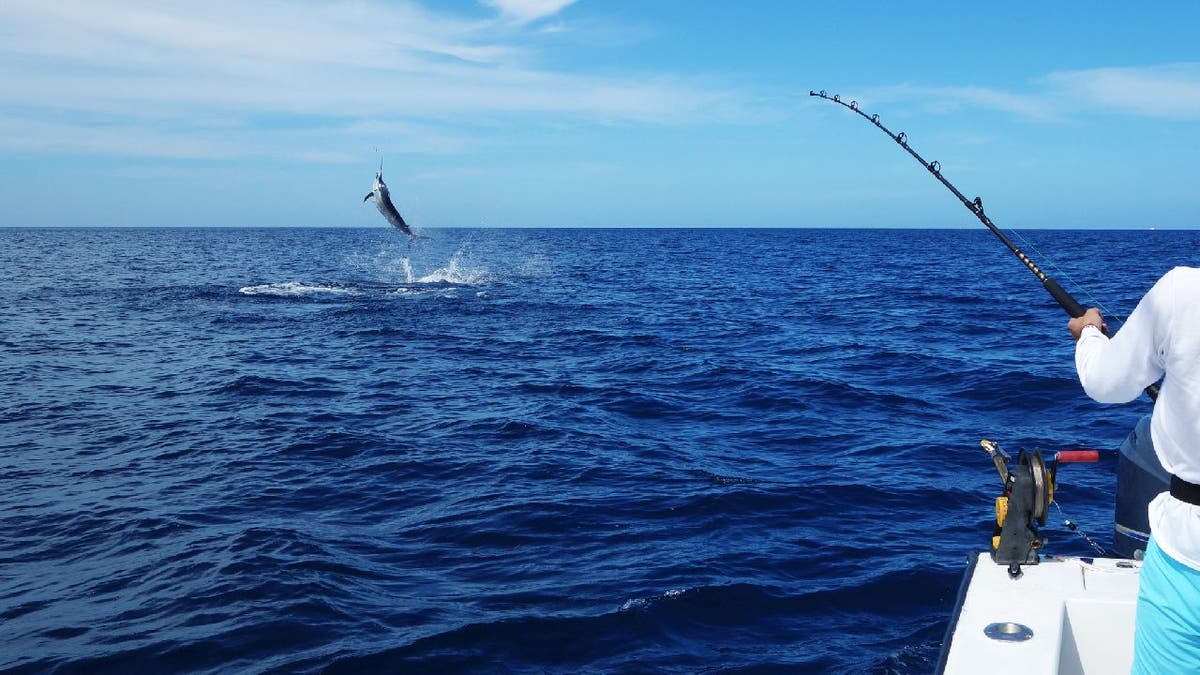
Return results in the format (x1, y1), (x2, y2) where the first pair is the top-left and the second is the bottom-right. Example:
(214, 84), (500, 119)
(2, 227), (1197, 673)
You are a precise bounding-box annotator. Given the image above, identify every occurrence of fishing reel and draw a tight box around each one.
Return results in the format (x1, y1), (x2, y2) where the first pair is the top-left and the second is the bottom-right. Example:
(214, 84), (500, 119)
(980, 440), (1098, 577)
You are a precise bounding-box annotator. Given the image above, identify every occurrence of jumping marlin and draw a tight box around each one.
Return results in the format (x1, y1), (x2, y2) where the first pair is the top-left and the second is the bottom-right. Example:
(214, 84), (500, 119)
(363, 161), (417, 242)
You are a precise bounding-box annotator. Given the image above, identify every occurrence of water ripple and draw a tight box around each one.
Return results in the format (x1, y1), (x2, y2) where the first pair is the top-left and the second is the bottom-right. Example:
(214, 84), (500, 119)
(1, 227), (1182, 673)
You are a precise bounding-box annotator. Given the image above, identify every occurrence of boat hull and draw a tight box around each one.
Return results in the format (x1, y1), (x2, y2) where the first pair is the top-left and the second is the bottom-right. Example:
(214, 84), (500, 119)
(938, 553), (1140, 675)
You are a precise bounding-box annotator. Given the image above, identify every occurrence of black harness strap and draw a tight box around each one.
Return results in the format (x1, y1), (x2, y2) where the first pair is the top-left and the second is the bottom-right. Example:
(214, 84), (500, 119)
(1170, 474), (1200, 506)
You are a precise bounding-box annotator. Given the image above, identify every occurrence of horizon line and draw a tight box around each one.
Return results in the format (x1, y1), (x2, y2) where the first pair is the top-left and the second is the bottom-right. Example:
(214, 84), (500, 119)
(0, 224), (1189, 231)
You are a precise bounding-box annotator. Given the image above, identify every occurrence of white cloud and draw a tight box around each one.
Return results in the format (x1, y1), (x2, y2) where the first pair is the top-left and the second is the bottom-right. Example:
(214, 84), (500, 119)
(1041, 63), (1200, 119)
(857, 84), (1058, 121)
(481, 0), (576, 25)
(0, 0), (743, 160)
(0, 116), (246, 159)
(853, 64), (1200, 122)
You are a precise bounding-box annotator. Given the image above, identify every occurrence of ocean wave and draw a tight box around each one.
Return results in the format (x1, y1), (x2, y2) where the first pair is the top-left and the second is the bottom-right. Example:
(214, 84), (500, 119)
(5, 227), (1181, 674)
(214, 374), (346, 398)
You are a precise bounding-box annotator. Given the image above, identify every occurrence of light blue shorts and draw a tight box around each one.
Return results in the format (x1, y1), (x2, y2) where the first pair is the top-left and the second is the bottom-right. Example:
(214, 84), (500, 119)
(1133, 538), (1200, 674)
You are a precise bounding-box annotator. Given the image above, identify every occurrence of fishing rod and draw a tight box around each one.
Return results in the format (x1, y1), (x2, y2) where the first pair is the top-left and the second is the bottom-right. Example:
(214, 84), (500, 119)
(809, 89), (1158, 401)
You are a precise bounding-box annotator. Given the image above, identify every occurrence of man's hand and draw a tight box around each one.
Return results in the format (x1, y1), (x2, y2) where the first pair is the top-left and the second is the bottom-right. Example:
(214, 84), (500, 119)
(1068, 307), (1107, 341)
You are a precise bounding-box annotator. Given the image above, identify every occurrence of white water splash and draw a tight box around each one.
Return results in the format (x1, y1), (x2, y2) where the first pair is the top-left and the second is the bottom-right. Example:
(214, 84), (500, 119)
(238, 281), (359, 297)
(618, 588), (689, 612)
(417, 249), (493, 285)
(245, 240), (499, 300)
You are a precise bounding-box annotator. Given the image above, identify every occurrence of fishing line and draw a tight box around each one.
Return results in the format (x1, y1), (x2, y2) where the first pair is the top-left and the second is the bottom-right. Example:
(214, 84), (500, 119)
(1052, 500), (1111, 557)
(1004, 228), (1127, 324)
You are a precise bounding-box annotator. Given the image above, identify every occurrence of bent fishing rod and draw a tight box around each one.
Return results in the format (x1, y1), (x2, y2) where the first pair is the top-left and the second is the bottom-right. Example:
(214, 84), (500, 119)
(809, 89), (1159, 401)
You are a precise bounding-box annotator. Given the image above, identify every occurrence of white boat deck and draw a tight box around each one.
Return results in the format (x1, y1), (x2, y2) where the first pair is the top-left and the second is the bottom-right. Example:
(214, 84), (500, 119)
(940, 553), (1141, 675)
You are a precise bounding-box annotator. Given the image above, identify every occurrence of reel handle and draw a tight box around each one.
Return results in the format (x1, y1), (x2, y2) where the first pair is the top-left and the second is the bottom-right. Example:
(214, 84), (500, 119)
(1055, 450), (1100, 464)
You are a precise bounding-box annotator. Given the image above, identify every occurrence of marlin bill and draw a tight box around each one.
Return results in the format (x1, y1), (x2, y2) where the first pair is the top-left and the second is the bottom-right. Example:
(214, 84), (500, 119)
(364, 163), (419, 242)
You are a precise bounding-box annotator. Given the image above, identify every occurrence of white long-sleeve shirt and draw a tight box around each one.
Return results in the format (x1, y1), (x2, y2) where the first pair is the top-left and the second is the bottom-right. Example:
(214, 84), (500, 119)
(1075, 266), (1200, 569)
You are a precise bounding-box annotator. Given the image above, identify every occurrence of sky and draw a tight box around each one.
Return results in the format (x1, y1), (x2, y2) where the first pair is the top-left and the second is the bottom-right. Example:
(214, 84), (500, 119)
(1, 1), (1198, 228)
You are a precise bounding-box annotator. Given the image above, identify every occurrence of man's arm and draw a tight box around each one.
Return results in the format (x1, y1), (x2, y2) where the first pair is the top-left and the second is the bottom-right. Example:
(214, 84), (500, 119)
(1072, 273), (1172, 404)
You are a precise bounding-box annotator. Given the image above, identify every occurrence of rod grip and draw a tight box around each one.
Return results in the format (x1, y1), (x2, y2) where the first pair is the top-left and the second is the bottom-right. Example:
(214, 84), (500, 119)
(1056, 450), (1100, 464)
(1043, 278), (1087, 318)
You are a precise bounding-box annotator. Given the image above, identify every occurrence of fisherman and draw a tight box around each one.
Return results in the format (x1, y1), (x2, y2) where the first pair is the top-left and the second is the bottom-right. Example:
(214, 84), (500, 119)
(1068, 266), (1200, 674)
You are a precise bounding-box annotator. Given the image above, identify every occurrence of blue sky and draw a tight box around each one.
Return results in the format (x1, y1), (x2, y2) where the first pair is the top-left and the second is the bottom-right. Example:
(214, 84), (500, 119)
(1, 1), (1197, 228)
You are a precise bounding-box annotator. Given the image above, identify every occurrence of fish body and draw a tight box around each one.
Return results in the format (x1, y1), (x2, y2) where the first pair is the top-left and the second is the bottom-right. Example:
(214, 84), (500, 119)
(364, 168), (415, 240)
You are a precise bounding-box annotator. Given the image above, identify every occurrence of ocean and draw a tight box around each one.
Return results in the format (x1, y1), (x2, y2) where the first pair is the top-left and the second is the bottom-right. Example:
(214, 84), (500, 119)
(2, 227), (1195, 673)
